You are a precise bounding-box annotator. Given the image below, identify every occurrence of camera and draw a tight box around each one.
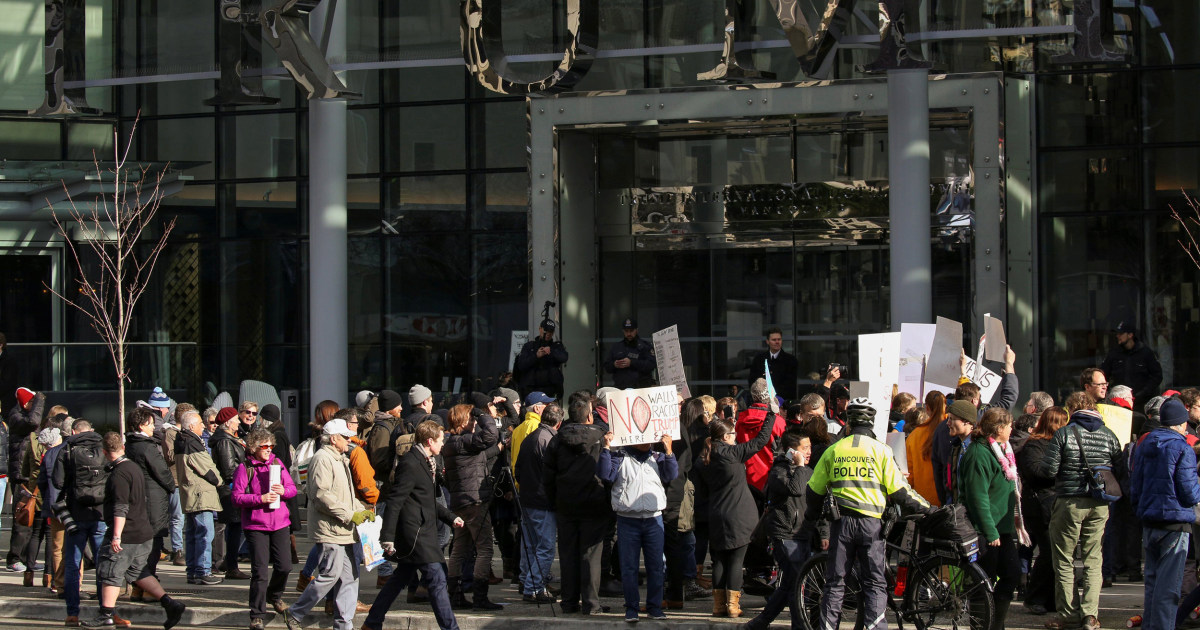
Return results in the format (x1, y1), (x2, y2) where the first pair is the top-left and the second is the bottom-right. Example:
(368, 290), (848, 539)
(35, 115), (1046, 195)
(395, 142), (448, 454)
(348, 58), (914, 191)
(822, 363), (847, 379)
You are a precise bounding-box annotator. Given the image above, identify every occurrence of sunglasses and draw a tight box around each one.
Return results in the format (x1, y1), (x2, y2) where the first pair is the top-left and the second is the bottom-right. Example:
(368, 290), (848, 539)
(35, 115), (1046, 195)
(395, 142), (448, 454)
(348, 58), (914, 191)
(258, 444), (274, 451)
(243, 410), (259, 416)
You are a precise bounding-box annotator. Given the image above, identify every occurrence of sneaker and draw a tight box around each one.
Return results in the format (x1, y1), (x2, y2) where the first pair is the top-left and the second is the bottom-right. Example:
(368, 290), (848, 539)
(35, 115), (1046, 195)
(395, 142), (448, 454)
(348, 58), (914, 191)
(625, 611), (639, 624)
(249, 618), (266, 630)
(582, 605), (612, 615)
(272, 598), (289, 615)
(7, 562), (26, 572)
(1081, 615), (1101, 630)
(164, 600), (187, 630)
(199, 574), (224, 586)
(648, 611), (667, 620)
(522, 589), (556, 604)
(64, 617), (80, 628)
(284, 612), (302, 630)
(171, 551), (185, 567)
(111, 615), (131, 628)
(80, 613), (114, 629)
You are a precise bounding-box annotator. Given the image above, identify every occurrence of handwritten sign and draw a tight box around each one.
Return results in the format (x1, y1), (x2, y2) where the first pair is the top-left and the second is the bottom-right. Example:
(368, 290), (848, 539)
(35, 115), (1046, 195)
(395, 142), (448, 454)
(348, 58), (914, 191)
(1097, 403), (1134, 447)
(961, 357), (1001, 404)
(509, 330), (529, 369)
(899, 323), (935, 398)
(927, 317), (963, 389)
(607, 385), (682, 446)
(652, 325), (690, 398)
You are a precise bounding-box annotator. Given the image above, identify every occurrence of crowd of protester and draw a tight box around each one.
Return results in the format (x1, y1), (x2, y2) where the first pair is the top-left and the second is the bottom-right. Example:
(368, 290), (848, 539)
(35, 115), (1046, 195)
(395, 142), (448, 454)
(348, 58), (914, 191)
(2, 347), (1197, 630)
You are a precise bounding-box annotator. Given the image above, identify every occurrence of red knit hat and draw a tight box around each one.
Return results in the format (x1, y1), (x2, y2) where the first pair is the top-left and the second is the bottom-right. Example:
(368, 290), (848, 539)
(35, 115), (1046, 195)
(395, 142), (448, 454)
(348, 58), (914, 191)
(216, 406), (239, 425)
(15, 387), (34, 409)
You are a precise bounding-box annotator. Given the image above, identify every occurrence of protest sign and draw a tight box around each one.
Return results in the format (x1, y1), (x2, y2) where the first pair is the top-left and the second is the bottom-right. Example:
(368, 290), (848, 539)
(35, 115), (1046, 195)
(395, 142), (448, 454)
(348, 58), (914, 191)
(926, 317), (963, 389)
(1097, 403), (1134, 447)
(984, 315), (1007, 362)
(886, 433), (908, 475)
(607, 385), (682, 447)
(652, 325), (691, 398)
(899, 323), (936, 397)
(961, 357), (1002, 404)
(509, 330), (528, 369)
(859, 332), (901, 439)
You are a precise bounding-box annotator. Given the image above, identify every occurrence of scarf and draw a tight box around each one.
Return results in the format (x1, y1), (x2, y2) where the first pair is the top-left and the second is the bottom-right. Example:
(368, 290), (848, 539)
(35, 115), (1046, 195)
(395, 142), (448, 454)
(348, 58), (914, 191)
(989, 437), (1032, 547)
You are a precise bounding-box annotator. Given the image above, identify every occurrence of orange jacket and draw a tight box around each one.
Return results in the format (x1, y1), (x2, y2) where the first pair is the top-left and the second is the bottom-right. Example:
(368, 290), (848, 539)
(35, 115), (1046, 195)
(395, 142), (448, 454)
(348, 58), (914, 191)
(348, 437), (379, 505)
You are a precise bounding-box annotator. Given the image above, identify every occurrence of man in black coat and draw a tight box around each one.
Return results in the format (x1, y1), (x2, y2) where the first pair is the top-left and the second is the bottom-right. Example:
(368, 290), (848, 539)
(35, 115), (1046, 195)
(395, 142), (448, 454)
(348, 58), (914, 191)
(514, 320), (569, 400)
(123, 408), (176, 587)
(545, 392), (612, 614)
(362, 420), (464, 630)
(748, 327), (798, 402)
(604, 318), (656, 389)
(1100, 321), (1163, 411)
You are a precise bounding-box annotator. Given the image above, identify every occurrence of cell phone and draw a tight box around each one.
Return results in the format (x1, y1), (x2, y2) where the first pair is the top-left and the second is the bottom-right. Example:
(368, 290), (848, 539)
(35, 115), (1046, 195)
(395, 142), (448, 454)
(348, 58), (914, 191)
(785, 448), (798, 462)
(723, 405), (735, 419)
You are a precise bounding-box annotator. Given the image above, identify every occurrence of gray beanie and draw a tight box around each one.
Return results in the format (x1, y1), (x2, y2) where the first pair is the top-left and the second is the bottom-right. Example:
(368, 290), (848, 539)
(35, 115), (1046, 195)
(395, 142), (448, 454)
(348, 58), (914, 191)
(409, 384), (433, 407)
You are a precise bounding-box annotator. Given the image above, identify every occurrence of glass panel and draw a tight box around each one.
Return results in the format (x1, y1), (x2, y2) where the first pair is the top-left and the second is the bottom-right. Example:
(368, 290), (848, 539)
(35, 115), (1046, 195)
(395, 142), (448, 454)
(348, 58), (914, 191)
(383, 2), (460, 60)
(385, 105), (465, 172)
(1146, 211), (1200, 388)
(160, 183), (218, 235)
(474, 173), (529, 231)
(234, 113), (297, 179)
(382, 67), (464, 103)
(0, 0), (46, 111)
(1038, 73), (1139, 147)
(233, 182), (301, 237)
(137, 3), (213, 74)
(385, 175), (467, 231)
(66, 123), (115, 161)
(1146, 147), (1200, 211)
(1040, 215), (1144, 402)
(1038, 150), (1141, 213)
(348, 109), (381, 175)
(348, 178), (382, 233)
(480, 100), (528, 169)
(471, 234), (528, 389)
(140, 118), (215, 180)
(1140, 1), (1200, 66)
(348, 236), (383, 390)
(713, 237), (793, 396)
(0, 120), (60, 160)
(1143, 69), (1200, 145)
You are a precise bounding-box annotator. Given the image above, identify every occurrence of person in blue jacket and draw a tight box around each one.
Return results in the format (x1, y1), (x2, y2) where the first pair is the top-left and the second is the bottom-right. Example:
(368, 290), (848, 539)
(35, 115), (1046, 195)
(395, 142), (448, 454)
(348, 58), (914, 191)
(1129, 399), (1200, 630)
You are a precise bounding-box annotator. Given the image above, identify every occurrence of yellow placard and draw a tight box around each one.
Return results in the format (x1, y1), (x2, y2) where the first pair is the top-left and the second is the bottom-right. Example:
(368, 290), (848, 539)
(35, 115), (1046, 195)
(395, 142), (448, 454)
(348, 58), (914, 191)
(1097, 403), (1134, 447)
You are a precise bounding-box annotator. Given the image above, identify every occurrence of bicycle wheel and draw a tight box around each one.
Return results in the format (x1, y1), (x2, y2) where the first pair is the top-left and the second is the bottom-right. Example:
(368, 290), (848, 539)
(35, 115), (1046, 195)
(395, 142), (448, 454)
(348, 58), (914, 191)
(796, 553), (865, 630)
(907, 561), (994, 630)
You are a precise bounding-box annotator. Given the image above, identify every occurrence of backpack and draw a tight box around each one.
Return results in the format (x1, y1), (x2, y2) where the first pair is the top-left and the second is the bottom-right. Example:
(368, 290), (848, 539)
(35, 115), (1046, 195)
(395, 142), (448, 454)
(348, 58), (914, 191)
(917, 503), (980, 559)
(69, 441), (109, 507)
(292, 438), (317, 494)
(388, 432), (417, 484)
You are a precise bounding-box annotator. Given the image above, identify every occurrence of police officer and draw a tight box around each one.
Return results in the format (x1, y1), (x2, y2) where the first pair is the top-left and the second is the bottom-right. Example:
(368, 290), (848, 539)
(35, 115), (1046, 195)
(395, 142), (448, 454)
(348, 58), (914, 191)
(604, 317), (656, 389)
(514, 319), (569, 400)
(804, 398), (930, 630)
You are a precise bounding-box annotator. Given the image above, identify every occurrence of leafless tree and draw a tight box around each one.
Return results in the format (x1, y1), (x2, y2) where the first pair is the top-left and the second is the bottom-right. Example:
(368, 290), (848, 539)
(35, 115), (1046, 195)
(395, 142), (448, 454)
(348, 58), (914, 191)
(1172, 192), (1200, 272)
(45, 117), (176, 434)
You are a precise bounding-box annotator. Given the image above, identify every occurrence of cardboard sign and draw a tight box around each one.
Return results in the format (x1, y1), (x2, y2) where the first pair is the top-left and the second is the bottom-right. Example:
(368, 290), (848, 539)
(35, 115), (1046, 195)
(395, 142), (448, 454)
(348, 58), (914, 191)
(859, 332), (901, 439)
(886, 432), (908, 475)
(984, 315), (1007, 362)
(899, 323), (936, 398)
(927, 317), (964, 389)
(1097, 403), (1134, 447)
(961, 357), (1002, 405)
(652, 325), (690, 398)
(607, 386), (682, 447)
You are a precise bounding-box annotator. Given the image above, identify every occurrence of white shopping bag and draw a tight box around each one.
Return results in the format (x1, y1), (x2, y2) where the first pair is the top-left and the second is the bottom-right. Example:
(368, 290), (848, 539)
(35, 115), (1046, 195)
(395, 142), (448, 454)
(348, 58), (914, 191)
(356, 518), (386, 571)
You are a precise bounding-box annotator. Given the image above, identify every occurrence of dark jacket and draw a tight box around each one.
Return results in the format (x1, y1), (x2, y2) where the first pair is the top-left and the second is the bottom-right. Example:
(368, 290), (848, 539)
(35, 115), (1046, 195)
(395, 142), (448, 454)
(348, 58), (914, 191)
(104, 457), (153, 545)
(695, 411), (775, 551)
(604, 336), (656, 389)
(544, 422), (611, 518)
(762, 455), (825, 542)
(124, 431), (177, 535)
(1130, 427), (1200, 527)
(1101, 340), (1163, 406)
(366, 412), (401, 485)
(443, 412), (500, 510)
(1015, 437), (1056, 515)
(1034, 415), (1122, 498)
(663, 417), (694, 522)
(748, 350), (799, 402)
(267, 420), (292, 470)
(514, 339), (569, 398)
(209, 429), (246, 523)
(515, 423), (557, 511)
(39, 442), (65, 518)
(51, 430), (106, 524)
(7, 393), (42, 483)
(0, 421), (8, 477)
(381, 446), (457, 564)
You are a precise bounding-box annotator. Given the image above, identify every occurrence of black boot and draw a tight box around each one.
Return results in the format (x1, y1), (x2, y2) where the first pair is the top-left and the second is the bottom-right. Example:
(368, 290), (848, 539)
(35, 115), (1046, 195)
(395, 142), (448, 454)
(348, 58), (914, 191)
(448, 577), (471, 610)
(472, 581), (504, 610)
(992, 598), (1011, 630)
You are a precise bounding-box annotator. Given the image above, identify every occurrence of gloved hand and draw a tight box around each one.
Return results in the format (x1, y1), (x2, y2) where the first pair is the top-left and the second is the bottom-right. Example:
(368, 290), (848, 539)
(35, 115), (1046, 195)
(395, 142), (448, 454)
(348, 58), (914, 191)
(351, 510), (376, 526)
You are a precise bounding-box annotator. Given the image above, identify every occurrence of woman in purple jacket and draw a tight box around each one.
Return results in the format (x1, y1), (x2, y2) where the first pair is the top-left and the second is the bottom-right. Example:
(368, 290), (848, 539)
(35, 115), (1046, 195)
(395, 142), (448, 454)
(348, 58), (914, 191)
(233, 429), (299, 630)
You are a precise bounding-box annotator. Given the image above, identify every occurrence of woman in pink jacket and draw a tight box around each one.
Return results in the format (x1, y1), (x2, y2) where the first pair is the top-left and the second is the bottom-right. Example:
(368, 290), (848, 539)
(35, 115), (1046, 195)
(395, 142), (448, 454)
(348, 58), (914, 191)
(233, 428), (299, 630)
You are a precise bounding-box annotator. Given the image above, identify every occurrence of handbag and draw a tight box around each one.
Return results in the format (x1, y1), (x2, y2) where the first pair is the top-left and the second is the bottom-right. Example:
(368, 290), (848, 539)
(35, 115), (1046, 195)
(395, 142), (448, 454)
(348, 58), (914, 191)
(1071, 427), (1121, 502)
(15, 488), (38, 528)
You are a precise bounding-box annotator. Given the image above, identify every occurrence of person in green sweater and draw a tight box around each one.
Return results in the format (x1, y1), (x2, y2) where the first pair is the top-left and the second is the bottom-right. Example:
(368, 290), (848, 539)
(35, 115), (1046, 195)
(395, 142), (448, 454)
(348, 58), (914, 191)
(959, 407), (1024, 630)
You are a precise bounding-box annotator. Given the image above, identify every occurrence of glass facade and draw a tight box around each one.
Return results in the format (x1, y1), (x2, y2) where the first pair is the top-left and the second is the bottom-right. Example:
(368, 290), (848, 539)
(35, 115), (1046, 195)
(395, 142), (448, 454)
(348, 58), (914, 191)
(0, 0), (1197, 407)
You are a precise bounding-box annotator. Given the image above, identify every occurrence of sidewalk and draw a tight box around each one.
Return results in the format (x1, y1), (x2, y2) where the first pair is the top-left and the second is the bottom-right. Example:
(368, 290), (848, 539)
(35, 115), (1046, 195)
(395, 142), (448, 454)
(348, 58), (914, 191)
(0, 537), (1147, 630)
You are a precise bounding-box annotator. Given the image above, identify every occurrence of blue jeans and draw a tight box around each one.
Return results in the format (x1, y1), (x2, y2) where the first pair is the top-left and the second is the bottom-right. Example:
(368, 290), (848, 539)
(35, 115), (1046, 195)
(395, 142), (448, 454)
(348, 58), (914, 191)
(184, 511), (215, 579)
(1143, 527), (1189, 630)
(617, 515), (665, 617)
(364, 561), (459, 630)
(63, 519), (107, 617)
(754, 538), (811, 630)
(520, 507), (557, 594)
(167, 490), (184, 553)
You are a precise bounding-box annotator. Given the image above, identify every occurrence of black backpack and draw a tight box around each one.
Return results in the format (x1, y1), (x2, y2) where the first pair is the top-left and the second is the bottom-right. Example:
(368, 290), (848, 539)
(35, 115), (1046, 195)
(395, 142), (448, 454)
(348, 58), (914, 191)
(70, 441), (109, 507)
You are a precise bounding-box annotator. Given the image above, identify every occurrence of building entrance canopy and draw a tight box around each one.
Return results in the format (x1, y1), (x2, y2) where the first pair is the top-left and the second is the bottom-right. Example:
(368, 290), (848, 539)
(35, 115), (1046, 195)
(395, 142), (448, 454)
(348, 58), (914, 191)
(0, 160), (195, 220)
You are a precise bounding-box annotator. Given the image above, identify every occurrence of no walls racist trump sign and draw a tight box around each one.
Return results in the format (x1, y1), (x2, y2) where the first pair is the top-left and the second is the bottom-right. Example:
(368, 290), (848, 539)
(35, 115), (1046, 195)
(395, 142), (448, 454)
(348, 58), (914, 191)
(607, 386), (682, 447)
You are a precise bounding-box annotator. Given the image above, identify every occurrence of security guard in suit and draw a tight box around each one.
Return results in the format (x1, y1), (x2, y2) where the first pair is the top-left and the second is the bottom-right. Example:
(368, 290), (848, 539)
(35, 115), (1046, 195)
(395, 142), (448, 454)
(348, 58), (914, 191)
(804, 398), (930, 630)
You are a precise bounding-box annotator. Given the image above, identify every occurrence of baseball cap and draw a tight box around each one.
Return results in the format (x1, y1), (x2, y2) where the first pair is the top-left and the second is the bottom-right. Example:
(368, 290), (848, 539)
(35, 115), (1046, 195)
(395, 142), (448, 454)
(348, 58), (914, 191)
(622, 317), (637, 329)
(524, 391), (555, 406)
(322, 418), (356, 437)
(540, 319), (556, 332)
(1114, 321), (1137, 335)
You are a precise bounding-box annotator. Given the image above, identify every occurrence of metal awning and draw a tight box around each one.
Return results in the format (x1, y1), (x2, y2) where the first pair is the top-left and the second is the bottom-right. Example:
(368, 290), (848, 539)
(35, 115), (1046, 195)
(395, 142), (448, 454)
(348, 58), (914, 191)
(0, 160), (201, 220)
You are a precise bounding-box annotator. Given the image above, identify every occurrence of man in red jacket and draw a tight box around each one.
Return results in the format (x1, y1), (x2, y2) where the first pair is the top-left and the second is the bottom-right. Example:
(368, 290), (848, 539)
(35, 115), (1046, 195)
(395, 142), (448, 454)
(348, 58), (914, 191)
(735, 379), (786, 492)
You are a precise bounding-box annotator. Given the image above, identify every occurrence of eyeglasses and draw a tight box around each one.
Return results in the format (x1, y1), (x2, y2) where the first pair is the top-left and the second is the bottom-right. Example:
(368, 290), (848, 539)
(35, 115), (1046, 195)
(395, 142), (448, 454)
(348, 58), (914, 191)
(1090, 382), (1108, 387)
(243, 410), (258, 416)
(258, 444), (274, 451)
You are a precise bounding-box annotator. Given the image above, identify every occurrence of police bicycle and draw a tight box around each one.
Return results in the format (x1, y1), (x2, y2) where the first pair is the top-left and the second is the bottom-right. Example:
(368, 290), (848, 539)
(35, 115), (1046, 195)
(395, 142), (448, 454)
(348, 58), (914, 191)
(796, 505), (994, 630)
